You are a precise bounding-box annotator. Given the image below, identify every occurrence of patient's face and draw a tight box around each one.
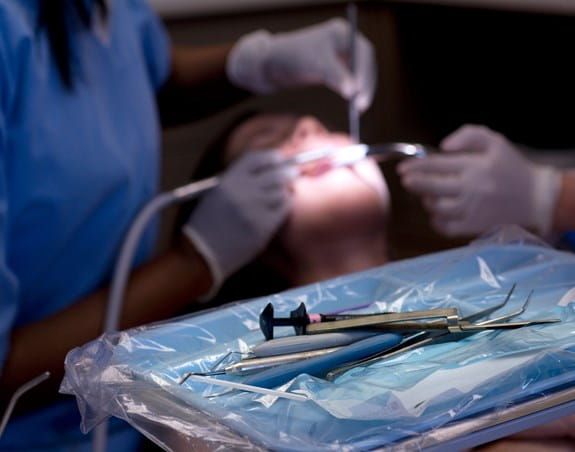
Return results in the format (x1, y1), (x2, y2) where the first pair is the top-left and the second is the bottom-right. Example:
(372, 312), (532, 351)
(225, 114), (389, 255)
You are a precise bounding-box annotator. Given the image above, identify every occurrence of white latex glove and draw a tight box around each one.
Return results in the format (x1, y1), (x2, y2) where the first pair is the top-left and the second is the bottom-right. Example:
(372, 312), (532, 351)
(397, 124), (562, 237)
(227, 18), (377, 112)
(183, 150), (292, 296)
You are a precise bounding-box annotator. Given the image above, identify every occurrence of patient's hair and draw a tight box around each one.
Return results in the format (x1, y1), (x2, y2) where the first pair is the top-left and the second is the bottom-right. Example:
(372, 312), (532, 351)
(39, 0), (108, 89)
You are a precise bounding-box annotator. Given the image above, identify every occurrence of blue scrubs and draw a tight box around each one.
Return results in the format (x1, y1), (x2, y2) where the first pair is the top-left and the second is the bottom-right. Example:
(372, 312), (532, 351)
(0, 0), (170, 449)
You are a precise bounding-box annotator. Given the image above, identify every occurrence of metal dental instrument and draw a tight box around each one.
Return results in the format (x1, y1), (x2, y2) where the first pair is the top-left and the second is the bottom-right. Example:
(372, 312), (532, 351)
(242, 333), (403, 389)
(180, 374), (309, 402)
(283, 142), (430, 169)
(326, 289), (557, 380)
(302, 286), (558, 335)
(252, 331), (378, 357)
(259, 300), (530, 338)
(474, 289), (532, 326)
(347, 2), (360, 143)
(180, 347), (342, 378)
(366, 142), (430, 160)
(0, 371), (51, 438)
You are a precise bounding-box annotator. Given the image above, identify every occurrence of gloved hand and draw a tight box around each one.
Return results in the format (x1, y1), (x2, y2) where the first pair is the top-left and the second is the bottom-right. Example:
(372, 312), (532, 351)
(397, 124), (562, 237)
(227, 18), (376, 112)
(183, 150), (292, 296)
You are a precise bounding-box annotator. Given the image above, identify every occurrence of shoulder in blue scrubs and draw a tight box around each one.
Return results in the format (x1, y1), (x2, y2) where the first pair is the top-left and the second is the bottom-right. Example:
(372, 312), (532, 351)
(0, 0), (169, 449)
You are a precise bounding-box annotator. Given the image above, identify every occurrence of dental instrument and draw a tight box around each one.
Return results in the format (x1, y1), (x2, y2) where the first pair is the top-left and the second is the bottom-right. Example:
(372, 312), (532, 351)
(303, 309), (558, 334)
(242, 333), (403, 389)
(301, 286), (558, 335)
(180, 374), (309, 402)
(0, 371), (50, 438)
(180, 346), (342, 379)
(259, 285), (557, 338)
(251, 331), (378, 357)
(347, 2), (360, 143)
(325, 290), (552, 379)
(283, 142), (430, 169)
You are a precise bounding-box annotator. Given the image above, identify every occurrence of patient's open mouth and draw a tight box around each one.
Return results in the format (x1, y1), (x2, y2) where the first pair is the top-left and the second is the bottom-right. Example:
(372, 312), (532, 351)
(299, 158), (336, 177)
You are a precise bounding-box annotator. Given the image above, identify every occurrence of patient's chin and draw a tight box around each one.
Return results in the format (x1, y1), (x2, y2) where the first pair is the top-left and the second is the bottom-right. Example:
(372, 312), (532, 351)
(281, 191), (389, 252)
(291, 169), (389, 225)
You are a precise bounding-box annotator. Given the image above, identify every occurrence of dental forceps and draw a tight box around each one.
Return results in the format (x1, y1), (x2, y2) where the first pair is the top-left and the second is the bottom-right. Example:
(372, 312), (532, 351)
(326, 287), (559, 379)
(301, 285), (559, 335)
(261, 284), (555, 337)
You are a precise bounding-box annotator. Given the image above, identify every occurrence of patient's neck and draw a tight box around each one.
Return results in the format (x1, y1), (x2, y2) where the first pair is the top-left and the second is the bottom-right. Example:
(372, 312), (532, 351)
(271, 233), (388, 287)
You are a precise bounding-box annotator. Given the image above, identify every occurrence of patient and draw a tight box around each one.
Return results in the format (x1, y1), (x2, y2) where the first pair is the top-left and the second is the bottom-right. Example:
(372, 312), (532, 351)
(182, 112), (391, 302)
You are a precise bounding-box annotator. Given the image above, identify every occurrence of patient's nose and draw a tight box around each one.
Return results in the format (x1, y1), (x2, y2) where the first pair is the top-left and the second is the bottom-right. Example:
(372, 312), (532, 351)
(290, 117), (328, 148)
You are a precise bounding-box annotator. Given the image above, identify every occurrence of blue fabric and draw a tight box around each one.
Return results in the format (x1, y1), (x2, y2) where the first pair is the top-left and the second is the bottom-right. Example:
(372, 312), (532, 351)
(561, 230), (575, 250)
(0, 0), (170, 449)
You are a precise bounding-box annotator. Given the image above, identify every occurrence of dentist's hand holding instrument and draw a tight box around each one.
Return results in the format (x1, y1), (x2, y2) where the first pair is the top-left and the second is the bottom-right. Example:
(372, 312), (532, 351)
(184, 150), (294, 295)
(227, 18), (377, 113)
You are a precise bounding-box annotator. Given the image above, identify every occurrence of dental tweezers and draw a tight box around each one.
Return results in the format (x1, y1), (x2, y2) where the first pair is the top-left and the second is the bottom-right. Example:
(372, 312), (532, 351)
(326, 288), (559, 379)
(303, 286), (557, 335)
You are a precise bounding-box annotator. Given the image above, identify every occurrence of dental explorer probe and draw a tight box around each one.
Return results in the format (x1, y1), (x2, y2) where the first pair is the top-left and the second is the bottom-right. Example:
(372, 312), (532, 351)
(347, 2), (360, 143)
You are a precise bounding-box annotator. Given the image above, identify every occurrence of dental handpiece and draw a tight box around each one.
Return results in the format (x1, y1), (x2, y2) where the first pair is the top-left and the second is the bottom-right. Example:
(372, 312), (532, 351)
(283, 142), (430, 168)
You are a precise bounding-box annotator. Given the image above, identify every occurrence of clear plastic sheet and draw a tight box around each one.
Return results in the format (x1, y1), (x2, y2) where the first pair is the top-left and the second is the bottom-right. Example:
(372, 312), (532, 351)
(61, 226), (575, 451)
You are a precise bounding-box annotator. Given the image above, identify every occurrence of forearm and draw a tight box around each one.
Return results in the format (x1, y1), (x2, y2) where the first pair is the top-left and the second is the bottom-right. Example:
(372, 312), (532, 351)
(170, 45), (232, 87)
(0, 238), (212, 399)
(158, 44), (251, 126)
(553, 170), (575, 231)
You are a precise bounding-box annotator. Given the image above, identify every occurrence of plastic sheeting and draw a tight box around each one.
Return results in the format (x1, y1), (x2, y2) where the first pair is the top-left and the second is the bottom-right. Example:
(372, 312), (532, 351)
(61, 226), (575, 451)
